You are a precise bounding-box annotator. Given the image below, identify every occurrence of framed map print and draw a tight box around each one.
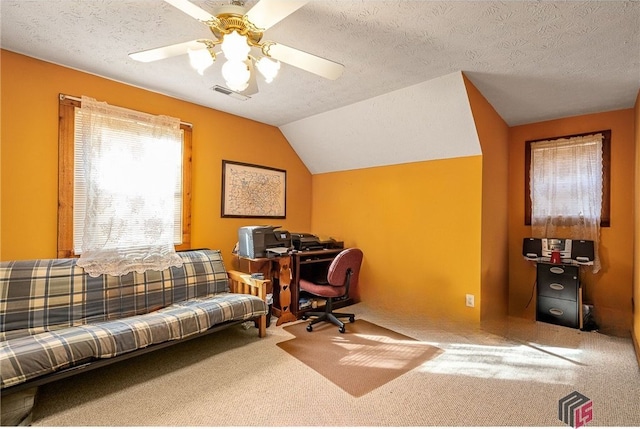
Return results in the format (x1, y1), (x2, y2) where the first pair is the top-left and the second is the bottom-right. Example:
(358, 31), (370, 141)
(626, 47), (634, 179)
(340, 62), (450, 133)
(221, 160), (286, 218)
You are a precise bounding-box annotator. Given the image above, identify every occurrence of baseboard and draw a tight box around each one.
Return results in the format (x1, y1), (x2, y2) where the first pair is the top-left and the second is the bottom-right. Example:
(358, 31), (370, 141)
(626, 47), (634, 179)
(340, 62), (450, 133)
(633, 328), (640, 369)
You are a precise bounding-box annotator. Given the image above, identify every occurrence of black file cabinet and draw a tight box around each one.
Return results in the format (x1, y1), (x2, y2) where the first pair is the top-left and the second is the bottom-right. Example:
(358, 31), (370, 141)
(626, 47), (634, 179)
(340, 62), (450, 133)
(536, 263), (580, 329)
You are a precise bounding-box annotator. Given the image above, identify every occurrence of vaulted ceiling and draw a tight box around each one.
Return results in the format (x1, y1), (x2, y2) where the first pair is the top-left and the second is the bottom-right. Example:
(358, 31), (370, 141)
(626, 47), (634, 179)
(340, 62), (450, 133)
(2, 1), (639, 172)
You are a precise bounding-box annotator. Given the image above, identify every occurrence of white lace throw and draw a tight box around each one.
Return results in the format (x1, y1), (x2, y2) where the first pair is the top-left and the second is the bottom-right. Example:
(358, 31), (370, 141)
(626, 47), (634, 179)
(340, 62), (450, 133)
(530, 133), (603, 273)
(76, 96), (184, 277)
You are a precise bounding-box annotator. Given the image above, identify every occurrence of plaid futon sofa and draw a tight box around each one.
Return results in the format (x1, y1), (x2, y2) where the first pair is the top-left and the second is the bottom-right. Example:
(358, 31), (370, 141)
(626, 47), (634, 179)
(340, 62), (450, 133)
(0, 249), (268, 395)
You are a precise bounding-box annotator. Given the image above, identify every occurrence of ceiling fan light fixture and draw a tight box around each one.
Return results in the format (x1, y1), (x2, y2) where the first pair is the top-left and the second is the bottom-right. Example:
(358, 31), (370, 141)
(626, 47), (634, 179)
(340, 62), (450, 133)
(187, 48), (214, 75)
(255, 56), (280, 83)
(221, 30), (251, 62)
(132, 0), (346, 98)
(221, 59), (250, 92)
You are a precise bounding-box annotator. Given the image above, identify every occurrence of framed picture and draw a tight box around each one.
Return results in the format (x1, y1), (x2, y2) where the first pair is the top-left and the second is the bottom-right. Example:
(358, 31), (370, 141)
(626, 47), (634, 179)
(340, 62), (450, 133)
(221, 160), (286, 218)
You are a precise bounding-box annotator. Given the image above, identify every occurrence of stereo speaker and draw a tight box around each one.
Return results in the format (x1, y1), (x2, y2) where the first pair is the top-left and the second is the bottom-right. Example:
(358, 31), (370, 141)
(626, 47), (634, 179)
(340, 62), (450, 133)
(522, 237), (542, 258)
(571, 239), (595, 262)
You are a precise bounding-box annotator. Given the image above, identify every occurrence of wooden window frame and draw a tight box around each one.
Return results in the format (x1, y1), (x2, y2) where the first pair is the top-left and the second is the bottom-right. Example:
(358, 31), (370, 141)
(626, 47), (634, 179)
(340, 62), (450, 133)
(57, 95), (192, 258)
(524, 129), (610, 227)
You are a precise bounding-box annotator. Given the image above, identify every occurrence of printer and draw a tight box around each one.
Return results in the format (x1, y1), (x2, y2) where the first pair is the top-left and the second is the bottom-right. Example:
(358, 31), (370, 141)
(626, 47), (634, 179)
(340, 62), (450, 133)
(291, 233), (324, 251)
(237, 226), (292, 258)
(291, 233), (344, 251)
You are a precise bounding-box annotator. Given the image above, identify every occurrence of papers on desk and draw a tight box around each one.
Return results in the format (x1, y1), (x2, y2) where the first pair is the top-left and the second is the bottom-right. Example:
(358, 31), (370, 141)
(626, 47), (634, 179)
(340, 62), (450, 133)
(266, 247), (290, 255)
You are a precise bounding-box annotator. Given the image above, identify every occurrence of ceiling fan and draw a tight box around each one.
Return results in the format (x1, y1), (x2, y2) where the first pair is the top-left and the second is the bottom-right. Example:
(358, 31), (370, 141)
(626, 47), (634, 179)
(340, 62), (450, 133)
(129, 0), (345, 96)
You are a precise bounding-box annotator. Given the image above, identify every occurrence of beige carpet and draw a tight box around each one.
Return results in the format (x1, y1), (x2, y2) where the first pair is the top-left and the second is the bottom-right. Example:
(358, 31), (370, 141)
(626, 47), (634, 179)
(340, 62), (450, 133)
(277, 319), (442, 397)
(25, 303), (640, 426)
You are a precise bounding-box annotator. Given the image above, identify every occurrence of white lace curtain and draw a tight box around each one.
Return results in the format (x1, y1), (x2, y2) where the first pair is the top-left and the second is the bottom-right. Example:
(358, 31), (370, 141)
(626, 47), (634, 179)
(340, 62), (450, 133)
(530, 133), (603, 273)
(76, 96), (184, 277)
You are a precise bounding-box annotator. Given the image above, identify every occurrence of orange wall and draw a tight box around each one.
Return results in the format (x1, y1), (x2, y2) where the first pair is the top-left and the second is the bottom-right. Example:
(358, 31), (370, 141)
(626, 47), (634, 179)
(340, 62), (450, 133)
(0, 50), (312, 264)
(509, 109), (636, 336)
(3, 50), (636, 338)
(633, 90), (640, 357)
(311, 156), (483, 323)
(464, 76), (510, 321)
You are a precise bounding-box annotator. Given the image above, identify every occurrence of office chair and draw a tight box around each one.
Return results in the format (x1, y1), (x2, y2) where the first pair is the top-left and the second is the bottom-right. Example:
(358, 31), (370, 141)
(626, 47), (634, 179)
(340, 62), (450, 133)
(299, 248), (363, 333)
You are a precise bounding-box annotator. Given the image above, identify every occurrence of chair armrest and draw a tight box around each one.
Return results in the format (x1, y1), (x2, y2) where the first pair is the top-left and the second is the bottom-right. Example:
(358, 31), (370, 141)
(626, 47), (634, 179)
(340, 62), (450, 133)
(227, 270), (269, 301)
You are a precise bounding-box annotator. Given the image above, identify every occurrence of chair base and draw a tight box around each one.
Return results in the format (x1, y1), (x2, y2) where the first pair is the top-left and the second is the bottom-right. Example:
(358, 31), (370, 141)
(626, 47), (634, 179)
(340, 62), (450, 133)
(303, 310), (355, 333)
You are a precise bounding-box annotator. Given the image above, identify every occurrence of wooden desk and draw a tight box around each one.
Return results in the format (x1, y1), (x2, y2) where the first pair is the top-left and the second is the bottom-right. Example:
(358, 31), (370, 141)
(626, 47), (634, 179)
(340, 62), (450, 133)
(234, 249), (353, 324)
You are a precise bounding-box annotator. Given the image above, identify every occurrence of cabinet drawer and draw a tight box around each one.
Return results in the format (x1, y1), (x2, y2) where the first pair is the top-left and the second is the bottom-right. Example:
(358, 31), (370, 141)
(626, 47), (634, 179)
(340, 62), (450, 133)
(536, 296), (579, 328)
(537, 280), (578, 301)
(537, 264), (578, 300)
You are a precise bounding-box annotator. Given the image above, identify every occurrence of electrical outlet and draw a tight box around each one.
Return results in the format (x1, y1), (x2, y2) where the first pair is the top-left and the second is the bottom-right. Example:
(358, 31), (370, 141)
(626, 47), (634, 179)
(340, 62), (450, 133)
(466, 294), (475, 308)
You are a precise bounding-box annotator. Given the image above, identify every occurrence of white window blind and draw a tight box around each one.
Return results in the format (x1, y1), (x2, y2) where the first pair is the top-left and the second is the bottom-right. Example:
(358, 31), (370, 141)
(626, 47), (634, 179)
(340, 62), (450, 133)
(530, 134), (603, 223)
(74, 96), (184, 276)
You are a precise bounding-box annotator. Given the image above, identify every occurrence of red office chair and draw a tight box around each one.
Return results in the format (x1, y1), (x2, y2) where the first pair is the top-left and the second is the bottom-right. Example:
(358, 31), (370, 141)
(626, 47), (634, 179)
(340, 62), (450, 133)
(299, 248), (363, 333)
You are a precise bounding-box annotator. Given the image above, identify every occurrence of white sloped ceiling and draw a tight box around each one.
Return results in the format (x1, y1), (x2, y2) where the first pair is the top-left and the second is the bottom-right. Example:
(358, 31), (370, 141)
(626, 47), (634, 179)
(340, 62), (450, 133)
(279, 71), (481, 174)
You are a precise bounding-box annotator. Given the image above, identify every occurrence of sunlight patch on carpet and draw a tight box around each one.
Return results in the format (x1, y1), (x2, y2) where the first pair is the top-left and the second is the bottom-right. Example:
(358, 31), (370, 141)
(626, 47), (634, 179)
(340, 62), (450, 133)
(277, 319), (442, 397)
(338, 339), (437, 370)
(418, 341), (583, 384)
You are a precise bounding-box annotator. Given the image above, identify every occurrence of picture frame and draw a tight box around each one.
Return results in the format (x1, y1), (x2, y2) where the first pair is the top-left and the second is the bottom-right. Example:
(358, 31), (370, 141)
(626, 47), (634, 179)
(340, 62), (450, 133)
(221, 160), (286, 218)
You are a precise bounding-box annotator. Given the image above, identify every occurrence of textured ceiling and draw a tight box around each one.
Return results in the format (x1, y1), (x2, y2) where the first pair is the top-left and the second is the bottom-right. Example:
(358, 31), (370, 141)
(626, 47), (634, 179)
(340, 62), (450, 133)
(1, 0), (639, 128)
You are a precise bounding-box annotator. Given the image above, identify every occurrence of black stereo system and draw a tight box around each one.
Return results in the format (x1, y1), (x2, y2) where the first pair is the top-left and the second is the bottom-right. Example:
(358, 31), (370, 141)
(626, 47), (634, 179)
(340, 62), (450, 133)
(522, 237), (595, 265)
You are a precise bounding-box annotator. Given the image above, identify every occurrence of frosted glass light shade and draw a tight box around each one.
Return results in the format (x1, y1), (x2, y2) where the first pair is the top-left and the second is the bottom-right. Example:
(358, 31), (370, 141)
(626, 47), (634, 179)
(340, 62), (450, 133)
(221, 60), (250, 92)
(256, 56), (280, 83)
(221, 31), (250, 62)
(187, 48), (214, 75)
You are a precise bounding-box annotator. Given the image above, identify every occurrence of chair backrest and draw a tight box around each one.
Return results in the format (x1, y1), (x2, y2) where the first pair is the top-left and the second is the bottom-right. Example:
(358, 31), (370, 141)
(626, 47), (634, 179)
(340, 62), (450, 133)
(327, 248), (363, 288)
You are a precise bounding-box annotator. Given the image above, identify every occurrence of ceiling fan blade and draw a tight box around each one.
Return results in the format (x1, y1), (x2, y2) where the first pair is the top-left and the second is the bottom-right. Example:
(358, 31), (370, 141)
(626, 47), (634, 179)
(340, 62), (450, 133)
(245, 0), (309, 30)
(266, 43), (344, 80)
(163, 0), (215, 22)
(129, 40), (208, 62)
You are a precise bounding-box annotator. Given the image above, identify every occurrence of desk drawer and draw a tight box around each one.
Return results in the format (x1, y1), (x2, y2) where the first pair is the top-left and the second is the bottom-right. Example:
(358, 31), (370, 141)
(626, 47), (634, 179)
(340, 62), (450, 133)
(537, 296), (579, 328)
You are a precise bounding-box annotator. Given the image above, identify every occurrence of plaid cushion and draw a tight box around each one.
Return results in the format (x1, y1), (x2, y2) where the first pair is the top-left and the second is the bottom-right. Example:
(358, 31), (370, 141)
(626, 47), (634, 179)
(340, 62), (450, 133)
(0, 293), (267, 388)
(0, 250), (230, 342)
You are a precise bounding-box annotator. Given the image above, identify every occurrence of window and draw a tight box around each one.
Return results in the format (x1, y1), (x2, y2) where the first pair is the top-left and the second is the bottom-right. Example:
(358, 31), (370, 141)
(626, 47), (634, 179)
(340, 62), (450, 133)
(525, 130), (610, 274)
(57, 95), (192, 259)
(525, 130), (610, 227)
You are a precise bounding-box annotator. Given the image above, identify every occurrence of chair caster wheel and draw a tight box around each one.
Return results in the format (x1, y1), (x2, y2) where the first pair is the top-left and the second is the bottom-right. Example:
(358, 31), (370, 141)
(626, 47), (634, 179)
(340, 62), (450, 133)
(349, 316), (355, 323)
(301, 315), (309, 320)
(339, 326), (346, 333)
(306, 325), (313, 332)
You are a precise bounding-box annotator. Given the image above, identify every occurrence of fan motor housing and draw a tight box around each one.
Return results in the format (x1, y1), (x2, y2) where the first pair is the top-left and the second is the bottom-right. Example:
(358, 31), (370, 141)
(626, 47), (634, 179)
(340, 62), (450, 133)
(209, 7), (263, 46)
